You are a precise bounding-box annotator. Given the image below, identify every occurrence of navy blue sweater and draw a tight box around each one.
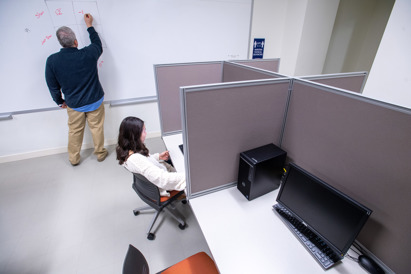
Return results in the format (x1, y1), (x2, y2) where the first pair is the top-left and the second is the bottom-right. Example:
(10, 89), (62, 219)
(45, 27), (104, 108)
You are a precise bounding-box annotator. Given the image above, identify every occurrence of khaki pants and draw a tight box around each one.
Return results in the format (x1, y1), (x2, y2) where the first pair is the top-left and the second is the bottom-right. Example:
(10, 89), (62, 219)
(67, 103), (107, 165)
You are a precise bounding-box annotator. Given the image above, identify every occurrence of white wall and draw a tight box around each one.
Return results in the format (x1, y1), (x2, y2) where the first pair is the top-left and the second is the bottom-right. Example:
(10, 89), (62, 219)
(250, 0), (410, 109)
(363, 0), (411, 109)
(294, 0), (340, 76)
(323, 0), (394, 74)
(1, 0), (410, 162)
(249, 0), (339, 76)
(0, 103), (161, 163)
(279, 0), (309, 76)
(248, 0), (287, 59)
(0, 0), (253, 162)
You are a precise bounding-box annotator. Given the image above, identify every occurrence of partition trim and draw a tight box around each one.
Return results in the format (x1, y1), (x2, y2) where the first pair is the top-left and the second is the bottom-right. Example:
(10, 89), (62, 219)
(180, 86), (191, 197)
(190, 182), (237, 199)
(182, 77), (291, 93)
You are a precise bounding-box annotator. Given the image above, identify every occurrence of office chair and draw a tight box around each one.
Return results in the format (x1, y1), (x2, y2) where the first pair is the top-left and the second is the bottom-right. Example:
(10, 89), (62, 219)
(123, 244), (220, 274)
(132, 173), (187, 240)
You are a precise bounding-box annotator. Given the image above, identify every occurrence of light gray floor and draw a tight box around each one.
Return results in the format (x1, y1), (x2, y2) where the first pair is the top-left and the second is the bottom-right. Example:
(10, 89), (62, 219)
(0, 138), (212, 274)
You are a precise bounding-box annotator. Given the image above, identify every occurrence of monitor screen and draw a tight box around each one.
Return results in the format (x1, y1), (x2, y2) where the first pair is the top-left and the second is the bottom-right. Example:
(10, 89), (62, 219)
(276, 163), (372, 256)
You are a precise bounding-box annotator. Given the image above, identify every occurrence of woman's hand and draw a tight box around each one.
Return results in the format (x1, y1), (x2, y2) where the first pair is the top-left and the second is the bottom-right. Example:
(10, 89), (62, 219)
(159, 151), (170, 161)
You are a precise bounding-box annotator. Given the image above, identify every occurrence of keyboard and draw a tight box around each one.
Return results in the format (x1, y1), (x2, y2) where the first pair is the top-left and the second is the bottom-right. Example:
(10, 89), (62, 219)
(273, 203), (340, 269)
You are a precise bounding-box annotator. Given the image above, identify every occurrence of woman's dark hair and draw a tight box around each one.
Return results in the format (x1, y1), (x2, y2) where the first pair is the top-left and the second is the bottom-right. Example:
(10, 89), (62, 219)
(116, 116), (149, 165)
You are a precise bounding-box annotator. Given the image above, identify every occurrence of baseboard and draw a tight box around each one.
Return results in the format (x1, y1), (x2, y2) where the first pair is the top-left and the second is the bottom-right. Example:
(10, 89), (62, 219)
(0, 131), (162, 164)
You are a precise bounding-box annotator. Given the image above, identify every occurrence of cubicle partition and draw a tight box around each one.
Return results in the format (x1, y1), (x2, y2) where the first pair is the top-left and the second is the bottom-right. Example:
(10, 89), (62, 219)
(281, 79), (411, 273)
(300, 71), (368, 93)
(222, 62), (285, 82)
(232, 58), (280, 72)
(180, 78), (291, 196)
(155, 62), (223, 134)
(179, 75), (410, 272)
(230, 59), (367, 93)
(155, 61), (282, 135)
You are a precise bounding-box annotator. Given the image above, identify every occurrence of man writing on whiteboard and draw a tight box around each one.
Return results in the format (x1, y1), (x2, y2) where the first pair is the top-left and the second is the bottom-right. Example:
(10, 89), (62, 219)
(45, 13), (107, 166)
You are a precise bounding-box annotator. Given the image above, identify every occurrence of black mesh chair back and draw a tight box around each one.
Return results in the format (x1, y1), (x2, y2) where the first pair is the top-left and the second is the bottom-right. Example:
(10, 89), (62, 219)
(122, 244), (149, 274)
(131, 173), (187, 240)
(133, 173), (163, 209)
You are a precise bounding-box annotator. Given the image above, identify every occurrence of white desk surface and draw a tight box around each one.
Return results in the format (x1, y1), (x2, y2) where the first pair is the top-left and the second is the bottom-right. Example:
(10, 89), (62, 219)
(190, 187), (367, 274)
(163, 134), (185, 174)
(163, 133), (367, 274)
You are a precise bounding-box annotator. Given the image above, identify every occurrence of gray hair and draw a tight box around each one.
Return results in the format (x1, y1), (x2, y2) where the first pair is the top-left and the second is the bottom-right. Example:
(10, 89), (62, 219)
(56, 26), (77, 48)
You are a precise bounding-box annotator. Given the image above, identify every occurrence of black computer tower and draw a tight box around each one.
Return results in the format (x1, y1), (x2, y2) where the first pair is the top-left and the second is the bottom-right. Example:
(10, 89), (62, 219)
(237, 143), (287, 201)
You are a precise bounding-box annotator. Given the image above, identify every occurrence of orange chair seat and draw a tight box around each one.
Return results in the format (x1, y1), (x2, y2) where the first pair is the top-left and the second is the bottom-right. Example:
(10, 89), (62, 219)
(161, 252), (219, 274)
(160, 190), (183, 203)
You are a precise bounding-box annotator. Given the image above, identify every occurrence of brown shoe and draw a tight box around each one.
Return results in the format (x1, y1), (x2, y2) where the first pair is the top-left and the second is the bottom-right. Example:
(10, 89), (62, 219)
(70, 161), (80, 166)
(97, 151), (108, 162)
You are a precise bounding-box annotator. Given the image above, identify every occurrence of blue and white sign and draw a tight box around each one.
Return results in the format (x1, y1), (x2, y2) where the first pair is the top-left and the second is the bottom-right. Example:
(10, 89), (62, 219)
(252, 38), (265, 59)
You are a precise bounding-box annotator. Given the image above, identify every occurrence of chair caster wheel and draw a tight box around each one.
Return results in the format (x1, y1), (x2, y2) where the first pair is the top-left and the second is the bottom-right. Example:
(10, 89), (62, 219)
(147, 233), (155, 240)
(133, 210), (140, 216)
(179, 223), (186, 230)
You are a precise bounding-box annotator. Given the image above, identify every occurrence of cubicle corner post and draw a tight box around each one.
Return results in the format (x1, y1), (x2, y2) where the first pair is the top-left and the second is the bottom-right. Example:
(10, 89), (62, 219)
(278, 78), (295, 148)
(277, 58), (281, 73)
(179, 86), (191, 198)
(359, 71), (369, 94)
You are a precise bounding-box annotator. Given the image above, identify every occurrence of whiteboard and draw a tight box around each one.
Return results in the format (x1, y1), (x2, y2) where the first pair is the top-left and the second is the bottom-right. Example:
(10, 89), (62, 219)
(0, 0), (252, 113)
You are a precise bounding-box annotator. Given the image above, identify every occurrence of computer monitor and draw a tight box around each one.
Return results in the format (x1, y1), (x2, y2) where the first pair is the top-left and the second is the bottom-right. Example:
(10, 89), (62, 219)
(276, 163), (372, 257)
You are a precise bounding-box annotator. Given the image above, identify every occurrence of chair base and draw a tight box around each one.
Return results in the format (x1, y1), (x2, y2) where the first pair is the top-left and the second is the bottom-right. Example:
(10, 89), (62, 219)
(133, 200), (187, 240)
(133, 205), (152, 216)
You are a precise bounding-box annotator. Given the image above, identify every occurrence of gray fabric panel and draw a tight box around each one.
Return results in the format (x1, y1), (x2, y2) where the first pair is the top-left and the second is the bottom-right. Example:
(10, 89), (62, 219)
(281, 80), (411, 273)
(307, 75), (366, 93)
(156, 63), (222, 134)
(222, 62), (280, 83)
(184, 80), (290, 195)
(232, 59), (280, 72)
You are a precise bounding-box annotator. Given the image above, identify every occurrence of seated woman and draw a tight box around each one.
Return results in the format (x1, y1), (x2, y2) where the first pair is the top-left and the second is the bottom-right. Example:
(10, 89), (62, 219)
(116, 116), (186, 197)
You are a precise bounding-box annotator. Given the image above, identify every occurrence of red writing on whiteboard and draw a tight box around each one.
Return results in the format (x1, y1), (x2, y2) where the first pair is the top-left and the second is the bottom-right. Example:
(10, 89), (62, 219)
(55, 8), (63, 16)
(35, 11), (44, 19)
(42, 35), (52, 45)
(78, 10), (84, 15)
(99, 60), (104, 68)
